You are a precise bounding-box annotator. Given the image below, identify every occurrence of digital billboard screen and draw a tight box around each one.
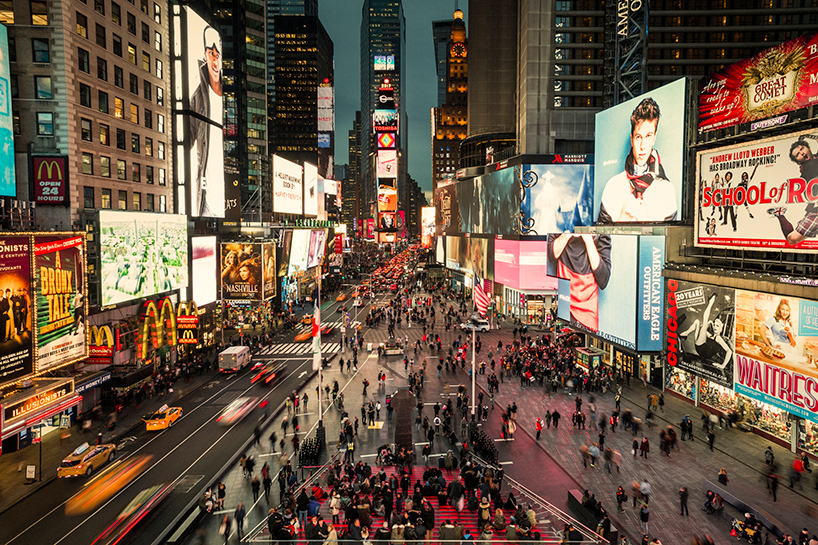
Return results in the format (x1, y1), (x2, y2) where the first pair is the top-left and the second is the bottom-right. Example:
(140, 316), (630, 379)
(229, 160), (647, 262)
(262, 243), (276, 299)
(520, 159), (594, 234)
(220, 243), (261, 301)
(445, 235), (494, 281)
(273, 155), (304, 215)
(377, 150), (397, 178)
(183, 7), (225, 218)
(276, 230), (293, 278)
(699, 32), (818, 132)
(365, 219), (375, 239)
(458, 169), (520, 235)
(374, 55), (395, 71)
(0, 236), (32, 381)
(494, 239), (558, 291)
(304, 162), (318, 216)
(377, 132), (396, 149)
(696, 128), (818, 252)
(99, 211), (189, 306)
(435, 183), (460, 234)
(307, 230), (326, 269)
(373, 109), (398, 132)
(548, 234), (638, 348)
(421, 207), (435, 248)
(0, 25), (16, 197)
(288, 230), (310, 276)
(594, 78), (686, 224)
(378, 211), (397, 231)
(378, 178), (398, 212)
(637, 235), (665, 352)
(192, 236), (218, 306)
(34, 235), (87, 372)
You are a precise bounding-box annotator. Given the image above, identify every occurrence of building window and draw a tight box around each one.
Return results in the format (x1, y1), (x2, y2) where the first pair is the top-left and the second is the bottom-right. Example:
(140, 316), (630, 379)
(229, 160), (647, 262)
(82, 152), (94, 175)
(118, 190), (127, 209)
(155, 59), (162, 79)
(31, 1), (48, 25)
(113, 34), (122, 56)
(157, 114), (164, 133)
(76, 12), (88, 37)
(156, 87), (163, 106)
(96, 23), (106, 47)
(127, 43), (136, 64)
(32, 38), (49, 63)
(117, 159), (126, 179)
(141, 21), (149, 43)
(81, 117), (92, 141)
(159, 194), (166, 212)
(130, 103), (138, 123)
(143, 80), (151, 100)
(153, 2), (160, 23)
(100, 156), (111, 177)
(99, 123), (109, 145)
(9, 74), (16, 98)
(7, 36), (13, 62)
(157, 141), (164, 159)
(78, 48), (90, 72)
(142, 51), (150, 72)
(132, 192), (141, 210)
(140, 0), (148, 14)
(145, 137), (152, 156)
(144, 109), (152, 129)
(94, 0), (104, 15)
(13, 111), (19, 135)
(115, 97), (124, 118)
(37, 112), (53, 135)
(99, 90), (109, 113)
(79, 83), (92, 107)
(131, 163), (140, 182)
(131, 133), (139, 153)
(129, 72), (138, 94)
(114, 65), (123, 87)
(0, 1), (14, 24)
(127, 12), (135, 34)
(84, 186), (95, 208)
(145, 165), (153, 183)
(101, 188), (112, 208)
(116, 128), (125, 149)
(154, 31), (161, 51)
(97, 57), (108, 80)
(34, 76), (52, 99)
(158, 168), (165, 186)
(146, 193), (154, 211)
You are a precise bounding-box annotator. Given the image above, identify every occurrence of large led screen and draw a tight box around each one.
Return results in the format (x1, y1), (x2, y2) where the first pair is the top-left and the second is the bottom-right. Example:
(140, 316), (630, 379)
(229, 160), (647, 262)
(458, 169), (520, 235)
(220, 243), (261, 300)
(378, 211), (397, 231)
(377, 150), (397, 178)
(262, 243), (276, 299)
(665, 280), (735, 388)
(287, 230), (310, 276)
(373, 109), (398, 132)
(276, 230), (293, 277)
(378, 178), (398, 212)
(696, 128), (818, 252)
(99, 212), (189, 306)
(184, 7), (225, 218)
(435, 183), (461, 234)
(421, 207), (435, 248)
(192, 236), (218, 306)
(445, 235), (494, 281)
(520, 160), (593, 234)
(637, 235), (665, 352)
(734, 289), (818, 423)
(304, 162), (318, 216)
(273, 155), (304, 215)
(307, 230), (326, 269)
(548, 234), (637, 348)
(494, 239), (558, 291)
(699, 32), (818, 132)
(0, 236), (33, 381)
(594, 78), (686, 224)
(0, 25), (16, 197)
(34, 235), (87, 372)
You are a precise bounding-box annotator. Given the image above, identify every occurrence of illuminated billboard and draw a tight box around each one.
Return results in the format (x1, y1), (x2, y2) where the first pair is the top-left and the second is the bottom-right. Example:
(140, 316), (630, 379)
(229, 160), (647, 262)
(318, 86), (334, 131)
(594, 78), (686, 224)
(288, 230), (310, 276)
(304, 162), (318, 216)
(377, 132), (395, 149)
(435, 183), (461, 234)
(421, 207), (435, 248)
(494, 239), (558, 291)
(0, 25), (15, 197)
(307, 230), (326, 269)
(276, 230), (293, 278)
(377, 150), (397, 178)
(99, 211), (189, 306)
(374, 55), (395, 71)
(459, 169), (520, 235)
(445, 235), (494, 281)
(273, 154), (304, 215)
(378, 178), (398, 212)
(32, 156), (68, 205)
(699, 32), (818, 132)
(262, 243), (276, 299)
(192, 236), (217, 306)
(520, 159), (594, 234)
(377, 87), (395, 109)
(220, 243), (261, 301)
(378, 211), (397, 231)
(695, 128), (818, 252)
(0, 236), (32, 381)
(373, 109), (398, 132)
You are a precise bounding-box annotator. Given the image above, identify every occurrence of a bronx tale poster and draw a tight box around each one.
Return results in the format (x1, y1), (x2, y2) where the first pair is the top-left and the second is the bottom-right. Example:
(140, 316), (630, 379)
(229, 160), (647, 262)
(35, 235), (87, 372)
(0, 236), (32, 381)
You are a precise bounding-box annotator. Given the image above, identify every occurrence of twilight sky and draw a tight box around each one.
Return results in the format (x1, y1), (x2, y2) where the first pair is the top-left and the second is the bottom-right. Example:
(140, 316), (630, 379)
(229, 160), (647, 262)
(321, 0), (468, 193)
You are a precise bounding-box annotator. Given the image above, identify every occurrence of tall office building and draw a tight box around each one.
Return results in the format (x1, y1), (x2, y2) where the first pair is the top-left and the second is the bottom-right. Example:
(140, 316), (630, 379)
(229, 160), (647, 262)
(341, 111), (361, 230)
(431, 8), (467, 188)
(360, 0), (406, 219)
(432, 20), (451, 107)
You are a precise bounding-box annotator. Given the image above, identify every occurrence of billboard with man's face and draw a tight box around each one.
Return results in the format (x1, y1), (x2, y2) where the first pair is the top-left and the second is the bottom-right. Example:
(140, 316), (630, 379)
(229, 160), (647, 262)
(594, 78), (686, 224)
(696, 128), (818, 252)
(0, 237), (33, 381)
(221, 243), (261, 301)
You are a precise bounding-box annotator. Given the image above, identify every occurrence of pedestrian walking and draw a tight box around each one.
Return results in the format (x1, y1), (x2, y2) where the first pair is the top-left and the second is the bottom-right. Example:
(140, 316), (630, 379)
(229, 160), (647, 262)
(535, 418), (543, 440)
(217, 482), (226, 509)
(708, 428), (716, 451)
(640, 437), (650, 459)
(252, 476), (261, 501)
(219, 514), (231, 544)
(679, 487), (689, 516)
(616, 486), (627, 512)
(235, 502), (246, 538)
(639, 505), (650, 534)
(263, 473), (272, 502)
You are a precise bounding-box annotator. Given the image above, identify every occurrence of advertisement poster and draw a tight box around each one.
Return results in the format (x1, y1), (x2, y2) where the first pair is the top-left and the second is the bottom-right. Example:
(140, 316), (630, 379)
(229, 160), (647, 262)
(373, 109), (398, 132)
(520, 160), (593, 234)
(421, 207), (435, 248)
(32, 156), (68, 205)
(0, 237), (32, 381)
(34, 236), (86, 372)
(99, 212), (189, 306)
(262, 243), (276, 299)
(379, 211), (397, 231)
(699, 32), (818, 132)
(548, 234), (638, 348)
(494, 239), (558, 291)
(276, 230), (293, 278)
(594, 78), (686, 223)
(377, 132), (395, 149)
(493, 239), (519, 287)
(637, 235), (665, 352)
(365, 219), (374, 239)
(696, 128), (818, 252)
(665, 280), (735, 387)
(307, 230), (326, 269)
(220, 243), (261, 300)
(446, 235), (495, 281)
(435, 183), (461, 234)
(377, 150), (397, 178)
(192, 236), (218, 306)
(458, 169), (520, 235)
(287, 230), (310, 277)
(273, 154), (303, 215)
(734, 289), (818, 423)
(378, 178), (398, 212)
(184, 7), (225, 218)
(398, 210), (406, 239)
(304, 162), (318, 216)
(436, 236), (445, 264)
(0, 25), (15, 197)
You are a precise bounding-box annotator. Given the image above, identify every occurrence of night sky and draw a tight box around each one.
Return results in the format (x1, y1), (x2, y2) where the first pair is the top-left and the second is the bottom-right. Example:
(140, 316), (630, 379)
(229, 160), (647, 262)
(321, 0), (468, 194)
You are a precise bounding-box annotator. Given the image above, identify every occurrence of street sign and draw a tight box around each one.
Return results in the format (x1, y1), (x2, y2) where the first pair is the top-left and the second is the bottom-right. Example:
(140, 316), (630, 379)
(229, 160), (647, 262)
(341, 326), (346, 334)
(26, 465), (35, 479)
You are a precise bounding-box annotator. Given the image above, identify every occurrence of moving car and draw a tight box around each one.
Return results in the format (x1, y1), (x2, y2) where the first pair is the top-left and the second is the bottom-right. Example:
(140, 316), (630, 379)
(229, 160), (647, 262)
(353, 298), (363, 307)
(294, 331), (312, 342)
(460, 319), (491, 332)
(301, 313), (313, 325)
(321, 324), (335, 336)
(335, 294), (347, 302)
(57, 442), (116, 478)
(216, 397), (259, 425)
(218, 346), (251, 374)
(142, 404), (183, 431)
(66, 455), (154, 515)
(91, 483), (172, 545)
(251, 361), (287, 385)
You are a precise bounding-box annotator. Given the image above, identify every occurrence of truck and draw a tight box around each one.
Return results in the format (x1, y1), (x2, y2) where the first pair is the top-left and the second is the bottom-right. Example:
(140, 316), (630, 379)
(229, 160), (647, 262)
(219, 346), (251, 374)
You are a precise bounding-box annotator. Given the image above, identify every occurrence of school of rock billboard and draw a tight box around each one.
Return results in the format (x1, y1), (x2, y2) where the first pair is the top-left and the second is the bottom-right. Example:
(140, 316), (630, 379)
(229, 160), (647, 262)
(696, 128), (818, 252)
(699, 32), (818, 132)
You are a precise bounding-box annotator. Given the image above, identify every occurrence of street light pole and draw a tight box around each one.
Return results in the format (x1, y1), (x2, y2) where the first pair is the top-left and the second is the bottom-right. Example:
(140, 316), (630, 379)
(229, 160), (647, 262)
(471, 325), (476, 417)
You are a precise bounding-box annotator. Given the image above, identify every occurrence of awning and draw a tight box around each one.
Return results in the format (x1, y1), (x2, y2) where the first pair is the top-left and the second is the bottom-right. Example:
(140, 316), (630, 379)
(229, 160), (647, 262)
(2, 395), (83, 441)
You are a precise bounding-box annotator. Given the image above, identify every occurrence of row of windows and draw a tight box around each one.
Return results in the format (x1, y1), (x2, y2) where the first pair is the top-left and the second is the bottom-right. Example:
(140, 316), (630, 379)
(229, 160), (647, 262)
(74, 85), (165, 131)
(33, 101), (164, 137)
(79, 117), (165, 157)
(76, 53), (165, 105)
(75, 27), (164, 80)
(0, 0), (161, 25)
(84, 186), (166, 213)
(80, 151), (165, 185)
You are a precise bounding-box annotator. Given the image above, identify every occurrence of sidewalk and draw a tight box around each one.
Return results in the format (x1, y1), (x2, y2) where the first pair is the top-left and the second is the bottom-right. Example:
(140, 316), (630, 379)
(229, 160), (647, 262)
(0, 366), (220, 516)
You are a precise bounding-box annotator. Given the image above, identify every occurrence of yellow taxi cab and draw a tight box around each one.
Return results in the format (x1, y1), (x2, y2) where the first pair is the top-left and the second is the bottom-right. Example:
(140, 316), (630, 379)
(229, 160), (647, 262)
(301, 313), (313, 325)
(57, 441), (116, 478)
(142, 404), (183, 431)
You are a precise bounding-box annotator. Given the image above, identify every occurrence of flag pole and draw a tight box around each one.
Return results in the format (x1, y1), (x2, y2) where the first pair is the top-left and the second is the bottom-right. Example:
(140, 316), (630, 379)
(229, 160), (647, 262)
(315, 271), (323, 431)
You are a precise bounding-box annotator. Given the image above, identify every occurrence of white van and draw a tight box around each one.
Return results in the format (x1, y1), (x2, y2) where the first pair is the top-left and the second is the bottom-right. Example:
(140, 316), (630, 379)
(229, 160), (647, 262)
(219, 346), (251, 374)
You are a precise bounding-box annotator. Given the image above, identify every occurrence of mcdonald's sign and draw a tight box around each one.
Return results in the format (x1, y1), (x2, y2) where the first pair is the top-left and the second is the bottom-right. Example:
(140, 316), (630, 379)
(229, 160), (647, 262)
(89, 325), (115, 358)
(177, 301), (199, 345)
(32, 156), (68, 205)
(136, 298), (202, 357)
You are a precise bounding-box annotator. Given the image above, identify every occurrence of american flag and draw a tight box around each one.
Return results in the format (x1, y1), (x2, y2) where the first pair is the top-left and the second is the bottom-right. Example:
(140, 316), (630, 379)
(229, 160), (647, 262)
(474, 278), (490, 317)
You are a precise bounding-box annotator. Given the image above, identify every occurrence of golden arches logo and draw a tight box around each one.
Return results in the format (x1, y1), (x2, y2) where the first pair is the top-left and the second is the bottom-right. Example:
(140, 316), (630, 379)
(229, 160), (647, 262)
(138, 297), (178, 360)
(176, 300), (198, 318)
(37, 159), (63, 180)
(89, 325), (114, 347)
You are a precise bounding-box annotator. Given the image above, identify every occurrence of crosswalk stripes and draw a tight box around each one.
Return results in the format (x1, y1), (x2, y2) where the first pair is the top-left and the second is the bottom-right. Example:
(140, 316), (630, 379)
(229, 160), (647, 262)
(254, 342), (343, 356)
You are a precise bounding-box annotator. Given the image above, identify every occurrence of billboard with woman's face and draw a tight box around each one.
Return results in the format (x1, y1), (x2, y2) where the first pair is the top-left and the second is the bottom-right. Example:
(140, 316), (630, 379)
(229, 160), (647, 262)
(221, 243), (261, 300)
